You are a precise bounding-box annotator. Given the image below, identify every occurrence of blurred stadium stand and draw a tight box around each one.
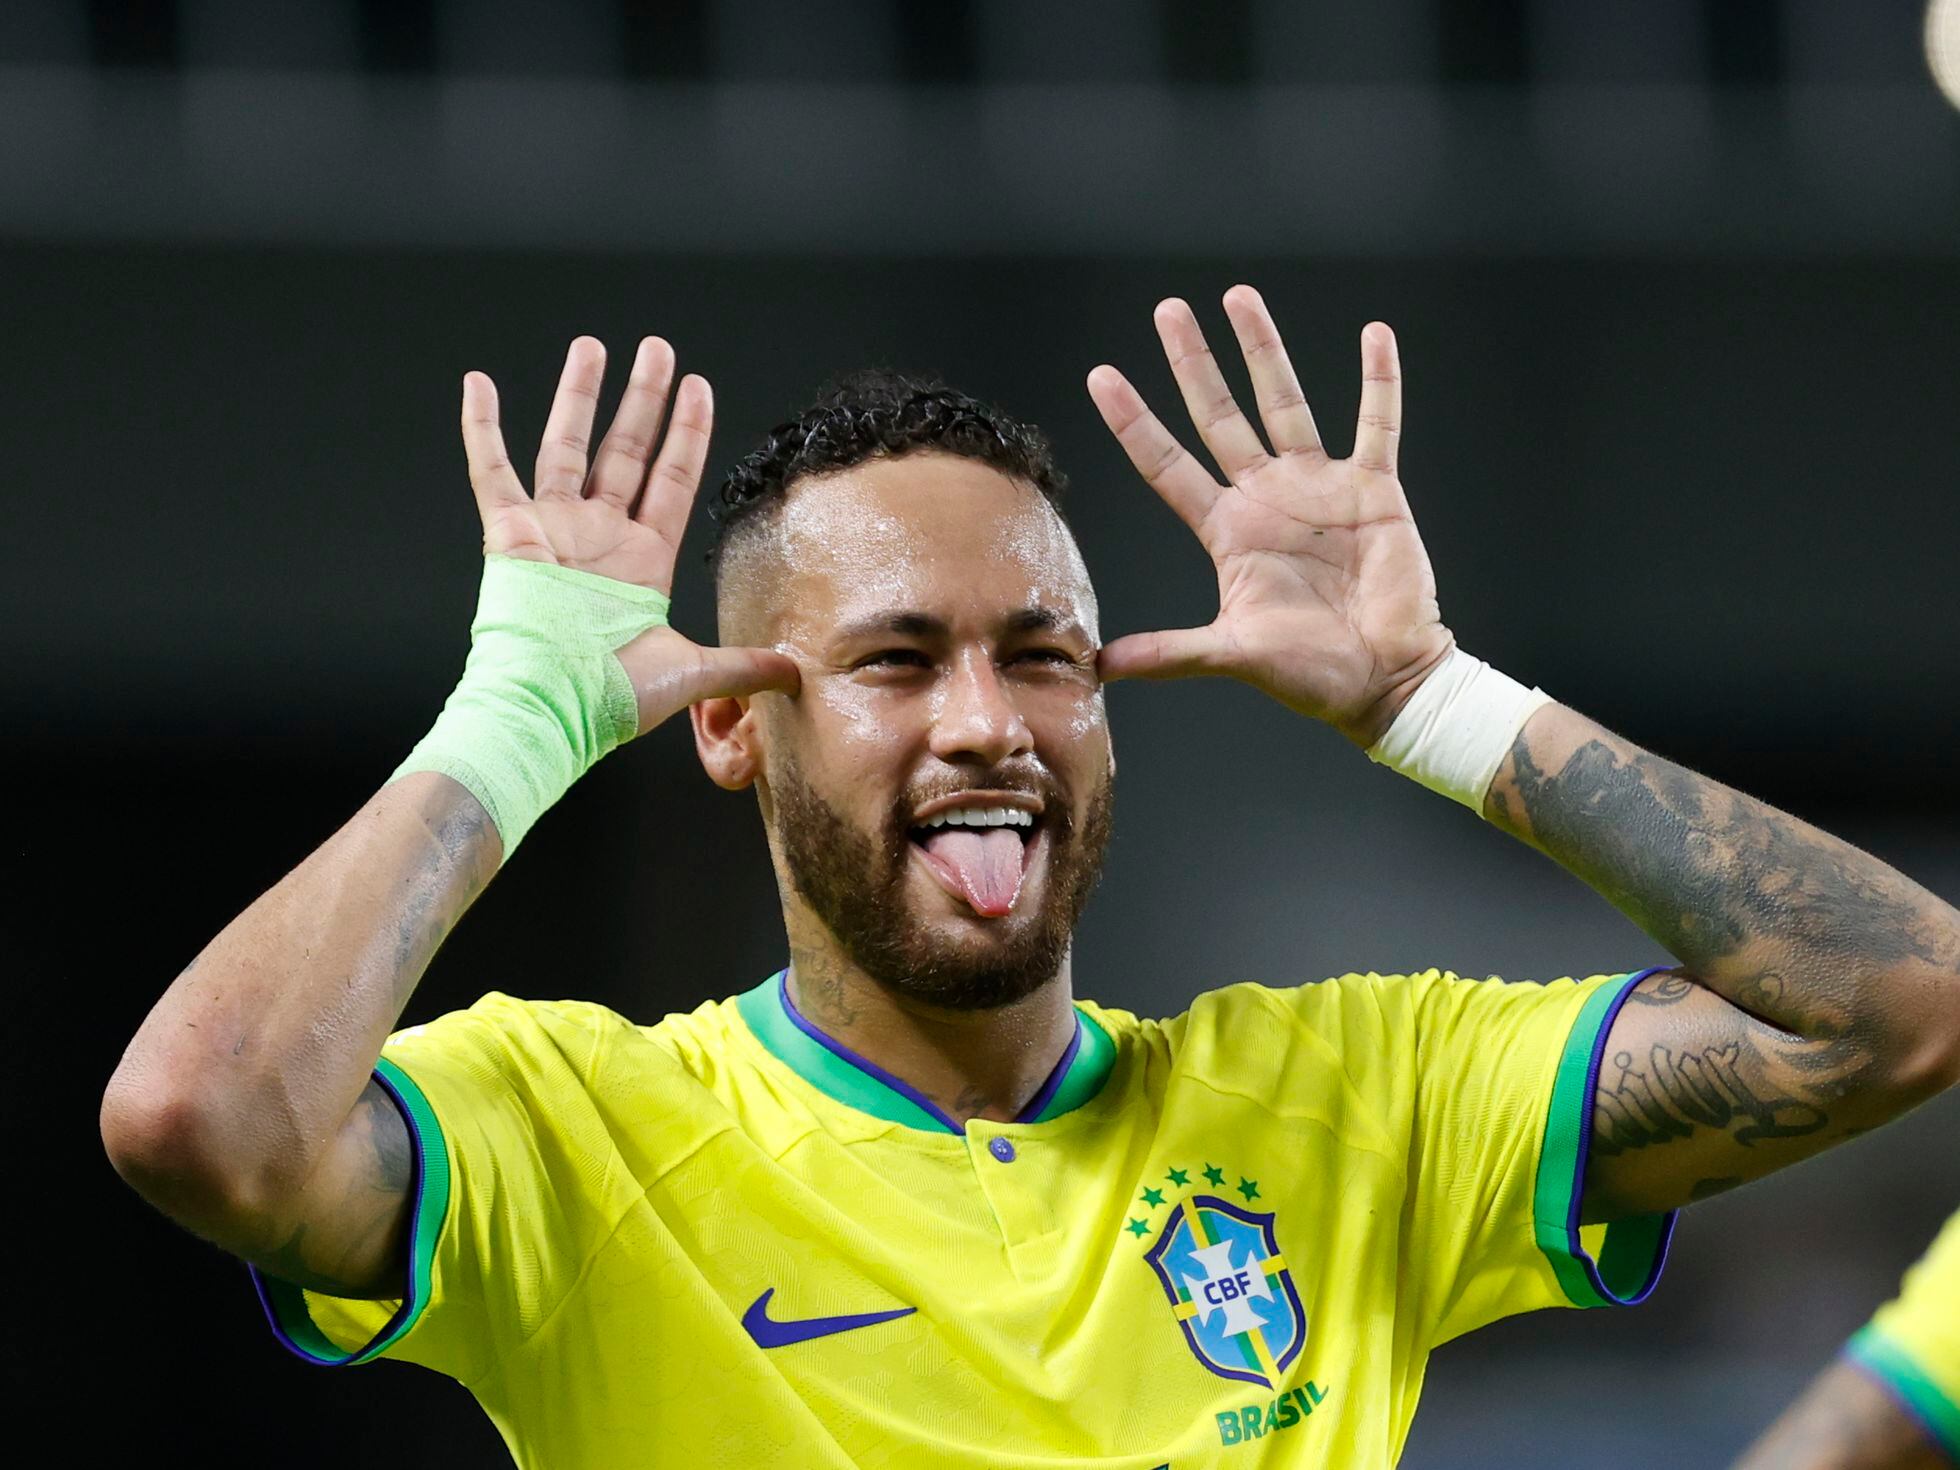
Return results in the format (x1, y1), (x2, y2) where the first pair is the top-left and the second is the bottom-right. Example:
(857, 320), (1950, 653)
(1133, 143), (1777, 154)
(0, 1), (1950, 252)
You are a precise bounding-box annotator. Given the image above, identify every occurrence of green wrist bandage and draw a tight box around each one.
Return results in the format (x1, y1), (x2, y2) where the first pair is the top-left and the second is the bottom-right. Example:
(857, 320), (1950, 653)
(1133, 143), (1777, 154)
(391, 555), (670, 855)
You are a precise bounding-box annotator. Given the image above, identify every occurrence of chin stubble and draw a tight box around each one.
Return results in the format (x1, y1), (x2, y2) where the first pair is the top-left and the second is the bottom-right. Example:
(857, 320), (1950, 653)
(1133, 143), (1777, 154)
(772, 756), (1114, 1012)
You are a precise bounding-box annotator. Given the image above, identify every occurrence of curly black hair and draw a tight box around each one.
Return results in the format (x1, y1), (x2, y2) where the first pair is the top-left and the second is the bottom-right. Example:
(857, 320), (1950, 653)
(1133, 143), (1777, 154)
(707, 369), (1070, 585)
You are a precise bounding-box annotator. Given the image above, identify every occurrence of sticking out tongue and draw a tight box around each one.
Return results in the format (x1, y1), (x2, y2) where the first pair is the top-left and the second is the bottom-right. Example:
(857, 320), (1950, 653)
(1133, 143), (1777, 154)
(921, 827), (1025, 917)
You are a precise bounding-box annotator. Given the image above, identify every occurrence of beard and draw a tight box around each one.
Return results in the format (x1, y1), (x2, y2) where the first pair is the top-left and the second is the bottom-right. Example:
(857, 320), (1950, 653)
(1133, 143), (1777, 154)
(772, 754), (1114, 1012)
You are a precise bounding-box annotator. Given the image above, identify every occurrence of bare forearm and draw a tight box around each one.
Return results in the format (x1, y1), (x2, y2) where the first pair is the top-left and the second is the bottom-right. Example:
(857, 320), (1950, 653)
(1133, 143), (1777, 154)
(102, 772), (499, 1214)
(1488, 705), (1960, 1086)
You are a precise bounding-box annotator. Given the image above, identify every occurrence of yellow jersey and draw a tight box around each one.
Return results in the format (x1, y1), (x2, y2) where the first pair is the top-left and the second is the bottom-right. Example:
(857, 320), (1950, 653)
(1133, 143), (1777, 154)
(1847, 1209), (1960, 1460)
(250, 965), (1673, 1467)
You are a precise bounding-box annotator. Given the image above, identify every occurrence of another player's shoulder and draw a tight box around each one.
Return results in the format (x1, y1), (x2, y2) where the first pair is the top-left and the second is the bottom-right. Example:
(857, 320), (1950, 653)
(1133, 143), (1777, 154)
(1888, 1208), (1960, 1322)
(1911, 1209), (1960, 1285)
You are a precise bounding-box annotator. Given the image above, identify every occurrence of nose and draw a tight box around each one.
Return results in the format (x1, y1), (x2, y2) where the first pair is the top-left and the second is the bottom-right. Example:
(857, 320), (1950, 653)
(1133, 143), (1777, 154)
(928, 649), (1034, 767)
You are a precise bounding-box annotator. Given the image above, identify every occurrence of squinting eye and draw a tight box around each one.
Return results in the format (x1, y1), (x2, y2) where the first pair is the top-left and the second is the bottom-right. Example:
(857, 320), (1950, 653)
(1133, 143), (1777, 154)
(1013, 648), (1074, 664)
(859, 650), (932, 669)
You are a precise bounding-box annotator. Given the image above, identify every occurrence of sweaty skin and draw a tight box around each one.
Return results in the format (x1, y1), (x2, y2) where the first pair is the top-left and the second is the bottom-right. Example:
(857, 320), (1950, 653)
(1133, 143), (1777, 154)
(102, 286), (1960, 1331)
(698, 456), (1117, 1123)
(1083, 286), (1960, 1227)
(99, 337), (799, 1299)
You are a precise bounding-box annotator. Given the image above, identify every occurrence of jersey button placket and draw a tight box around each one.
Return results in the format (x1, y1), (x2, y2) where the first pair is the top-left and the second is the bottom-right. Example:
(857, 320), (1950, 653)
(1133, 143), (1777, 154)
(968, 1128), (1061, 1269)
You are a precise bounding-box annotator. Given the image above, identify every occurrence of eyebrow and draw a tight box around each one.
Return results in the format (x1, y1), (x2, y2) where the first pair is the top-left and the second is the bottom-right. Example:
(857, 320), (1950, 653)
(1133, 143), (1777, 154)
(831, 608), (1089, 643)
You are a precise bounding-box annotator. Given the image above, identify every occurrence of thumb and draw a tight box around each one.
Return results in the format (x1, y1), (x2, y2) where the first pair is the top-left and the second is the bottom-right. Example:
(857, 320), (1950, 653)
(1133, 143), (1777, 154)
(679, 644), (803, 706)
(1096, 626), (1230, 684)
(620, 630), (802, 734)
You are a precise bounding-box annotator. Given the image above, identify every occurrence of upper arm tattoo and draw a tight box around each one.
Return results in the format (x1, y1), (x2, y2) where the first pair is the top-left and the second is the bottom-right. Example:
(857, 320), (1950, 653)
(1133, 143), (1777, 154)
(252, 1078), (413, 1299)
(1491, 712), (1960, 1217)
(1582, 971), (1852, 1218)
(1595, 973), (1829, 1157)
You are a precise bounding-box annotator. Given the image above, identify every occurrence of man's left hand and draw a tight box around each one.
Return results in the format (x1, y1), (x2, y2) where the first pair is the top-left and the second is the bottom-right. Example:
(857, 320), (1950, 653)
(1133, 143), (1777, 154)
(1088, 287), (1452, 747)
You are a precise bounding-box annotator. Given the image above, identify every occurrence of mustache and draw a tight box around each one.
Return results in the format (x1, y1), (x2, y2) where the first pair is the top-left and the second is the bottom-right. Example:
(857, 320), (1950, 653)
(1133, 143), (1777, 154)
(889, 769), (1071, 830)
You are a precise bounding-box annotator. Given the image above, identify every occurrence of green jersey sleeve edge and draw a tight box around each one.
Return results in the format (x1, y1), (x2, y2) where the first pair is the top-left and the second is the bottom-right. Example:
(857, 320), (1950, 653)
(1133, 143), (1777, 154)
(1846, 1324), (1960, 1460)
(247, 1055), (452, 1366)
(1531, 967), (1678, 1309)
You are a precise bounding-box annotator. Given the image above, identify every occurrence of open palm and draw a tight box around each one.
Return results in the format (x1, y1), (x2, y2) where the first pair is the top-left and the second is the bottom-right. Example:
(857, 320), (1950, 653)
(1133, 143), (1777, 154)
(462, 336), (798, 734)
(1087, 287), (1451, 746)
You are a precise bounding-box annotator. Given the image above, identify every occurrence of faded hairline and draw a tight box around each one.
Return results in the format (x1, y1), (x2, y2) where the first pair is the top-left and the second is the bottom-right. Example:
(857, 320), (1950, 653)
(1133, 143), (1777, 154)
(712, 454), (1090, 650)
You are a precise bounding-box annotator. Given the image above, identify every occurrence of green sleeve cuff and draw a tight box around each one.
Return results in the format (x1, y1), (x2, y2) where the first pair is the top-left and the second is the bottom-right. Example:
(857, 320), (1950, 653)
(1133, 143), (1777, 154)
(1532, 968), (1677, 1308)
(248, 1056), (451, 1366)
(1847, 1325), (1960, 1460)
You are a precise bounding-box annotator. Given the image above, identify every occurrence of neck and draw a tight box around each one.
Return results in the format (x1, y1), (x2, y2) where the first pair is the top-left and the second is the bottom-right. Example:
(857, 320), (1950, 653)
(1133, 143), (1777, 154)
(784, 943), (1078, 1127)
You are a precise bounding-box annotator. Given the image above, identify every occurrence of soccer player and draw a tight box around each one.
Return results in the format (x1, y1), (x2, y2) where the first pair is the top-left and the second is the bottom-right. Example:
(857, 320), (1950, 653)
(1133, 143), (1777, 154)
(102, 289), (1960, 1468)
(1735, 1211), (1959, 1469)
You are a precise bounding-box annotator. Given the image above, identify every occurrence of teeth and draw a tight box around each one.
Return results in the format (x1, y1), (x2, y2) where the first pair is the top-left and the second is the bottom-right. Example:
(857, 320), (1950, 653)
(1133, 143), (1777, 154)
(919, 806), (1035, 830)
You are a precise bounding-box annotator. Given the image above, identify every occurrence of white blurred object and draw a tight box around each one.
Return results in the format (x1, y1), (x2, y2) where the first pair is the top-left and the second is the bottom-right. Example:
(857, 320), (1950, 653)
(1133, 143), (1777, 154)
(1930, 0), (1960, 109)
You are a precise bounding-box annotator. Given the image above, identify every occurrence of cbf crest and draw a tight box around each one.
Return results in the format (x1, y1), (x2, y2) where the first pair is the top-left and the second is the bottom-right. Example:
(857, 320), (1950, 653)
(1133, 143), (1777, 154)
(1143, 1194), (1305, 1391)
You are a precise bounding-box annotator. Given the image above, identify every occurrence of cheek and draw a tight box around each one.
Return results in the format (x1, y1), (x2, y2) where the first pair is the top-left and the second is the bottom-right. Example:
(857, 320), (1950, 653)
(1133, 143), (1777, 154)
(1035, 686), (1111, 777)
(805, 677), (928, 748)
(1067, 687), (1109, 744)
(787, 678), (931, 809)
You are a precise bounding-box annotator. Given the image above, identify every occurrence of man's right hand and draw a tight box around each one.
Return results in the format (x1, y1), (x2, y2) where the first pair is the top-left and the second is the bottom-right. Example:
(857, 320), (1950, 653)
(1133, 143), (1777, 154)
(101, 334), (796, 1307)
(463, 336), (799, 735)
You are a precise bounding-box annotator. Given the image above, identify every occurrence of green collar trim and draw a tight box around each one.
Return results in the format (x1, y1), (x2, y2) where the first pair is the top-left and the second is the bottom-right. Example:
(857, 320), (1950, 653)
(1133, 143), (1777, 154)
(1033, 1000), (1115, 1122)
(735, 969), (1114, 1132)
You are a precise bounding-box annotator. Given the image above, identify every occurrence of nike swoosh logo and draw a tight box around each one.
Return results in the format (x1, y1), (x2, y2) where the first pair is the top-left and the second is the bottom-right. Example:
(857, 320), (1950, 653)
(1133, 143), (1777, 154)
(741, 1287), (916, 1348)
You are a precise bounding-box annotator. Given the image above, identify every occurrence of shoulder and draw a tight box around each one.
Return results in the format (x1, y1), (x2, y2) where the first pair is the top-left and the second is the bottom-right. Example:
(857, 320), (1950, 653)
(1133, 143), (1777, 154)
(380, 992), (763, 1165)
(1089, 976), (1454, 1148)
(382, 991), (738, 1117)
(638, 993), (756, 1085)
(1177, 970), (1446, 1049)
(385, 991), (640, 1072)
(1083, 972), (1445, 1074)
(1135, 971), (1624, 1114)
(1878, 1208), (1960, 1341)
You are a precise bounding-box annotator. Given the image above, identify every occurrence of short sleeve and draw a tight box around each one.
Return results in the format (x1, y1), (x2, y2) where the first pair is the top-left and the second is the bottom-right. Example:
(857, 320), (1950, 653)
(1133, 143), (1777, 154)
(249, 993), (630, 1384)
(1845, 1210), (1960, 1459)
(1406, 966), (1676, 1347)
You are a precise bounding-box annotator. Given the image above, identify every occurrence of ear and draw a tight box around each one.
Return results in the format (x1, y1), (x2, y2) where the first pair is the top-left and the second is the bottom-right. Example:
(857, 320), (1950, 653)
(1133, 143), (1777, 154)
(691, 696), (764, 791)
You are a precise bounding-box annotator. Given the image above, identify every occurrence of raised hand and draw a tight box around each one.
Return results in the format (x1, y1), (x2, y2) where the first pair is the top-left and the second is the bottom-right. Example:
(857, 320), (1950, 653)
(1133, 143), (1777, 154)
(1087, 287), (1452, 746)
(462, 337), (799, 732)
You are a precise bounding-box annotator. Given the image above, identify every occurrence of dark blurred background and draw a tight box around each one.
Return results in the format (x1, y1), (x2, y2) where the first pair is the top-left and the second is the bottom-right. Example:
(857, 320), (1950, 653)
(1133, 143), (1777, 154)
(8, 2), (1958, 1465)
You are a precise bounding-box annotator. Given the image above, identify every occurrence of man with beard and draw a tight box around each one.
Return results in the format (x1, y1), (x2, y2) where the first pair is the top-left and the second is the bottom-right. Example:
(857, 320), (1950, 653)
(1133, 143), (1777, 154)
(103, 289), (1960, 1469)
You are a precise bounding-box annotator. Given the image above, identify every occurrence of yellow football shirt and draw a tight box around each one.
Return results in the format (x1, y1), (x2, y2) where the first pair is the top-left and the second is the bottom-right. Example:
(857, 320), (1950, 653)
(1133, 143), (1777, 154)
(250, 966), (1674, 1467)
(1846, 1209), (1960, 1460)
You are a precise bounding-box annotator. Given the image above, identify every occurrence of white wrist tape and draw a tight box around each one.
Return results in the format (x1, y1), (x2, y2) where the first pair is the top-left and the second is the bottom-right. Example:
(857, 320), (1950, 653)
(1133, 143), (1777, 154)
(1365, 646), (1552, 814)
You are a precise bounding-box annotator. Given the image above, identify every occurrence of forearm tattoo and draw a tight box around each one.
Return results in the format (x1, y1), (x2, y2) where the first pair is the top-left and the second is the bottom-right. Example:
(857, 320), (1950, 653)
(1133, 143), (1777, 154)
(1499, 737), (1957, 1003)
(1491, 721), (1960, 1182)
(388, 782), (499, 1007)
